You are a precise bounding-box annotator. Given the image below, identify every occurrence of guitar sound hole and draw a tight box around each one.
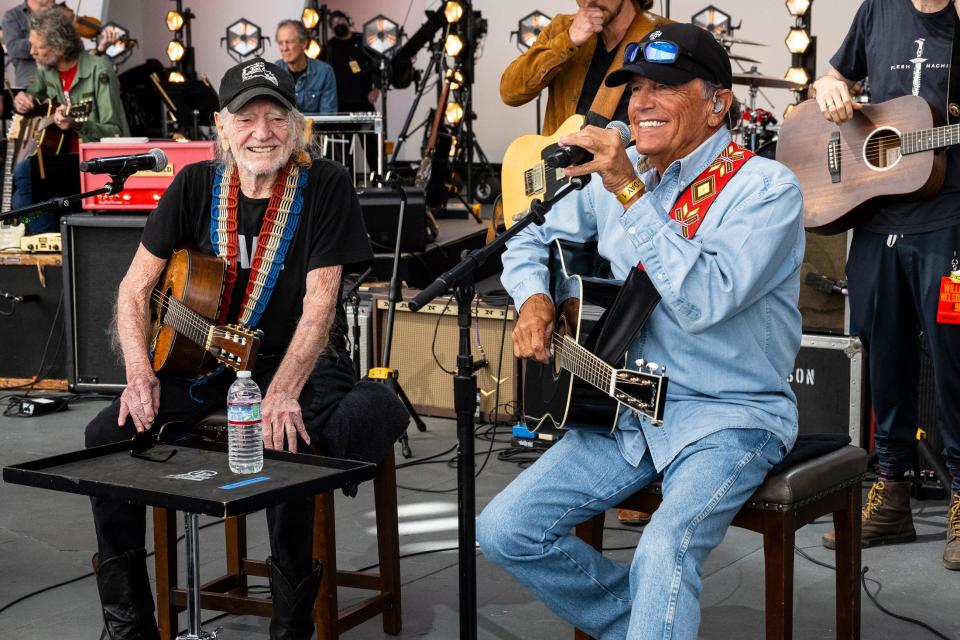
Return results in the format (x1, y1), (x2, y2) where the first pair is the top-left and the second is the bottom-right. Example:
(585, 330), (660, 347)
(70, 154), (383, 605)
(863, 127), (902, 171)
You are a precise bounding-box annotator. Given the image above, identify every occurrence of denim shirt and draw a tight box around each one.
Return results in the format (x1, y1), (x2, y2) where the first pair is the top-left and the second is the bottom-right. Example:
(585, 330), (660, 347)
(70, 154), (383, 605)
(275, 57), (337, 114)
(501, 127), (805, 471)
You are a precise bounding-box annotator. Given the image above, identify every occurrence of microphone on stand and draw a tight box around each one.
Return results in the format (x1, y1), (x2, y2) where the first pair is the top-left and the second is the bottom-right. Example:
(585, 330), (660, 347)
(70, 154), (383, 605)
(544, 120), (632, 169)
(78, 148), (168, 175)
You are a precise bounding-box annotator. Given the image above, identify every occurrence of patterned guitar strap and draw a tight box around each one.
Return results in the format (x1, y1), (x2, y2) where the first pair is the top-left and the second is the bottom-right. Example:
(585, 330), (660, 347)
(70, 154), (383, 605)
(592, 142), (755, 366)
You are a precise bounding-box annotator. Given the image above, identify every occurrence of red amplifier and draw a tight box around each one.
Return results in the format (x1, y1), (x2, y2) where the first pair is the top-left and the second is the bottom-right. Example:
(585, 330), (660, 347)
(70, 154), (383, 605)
(79, 140), (216, 211)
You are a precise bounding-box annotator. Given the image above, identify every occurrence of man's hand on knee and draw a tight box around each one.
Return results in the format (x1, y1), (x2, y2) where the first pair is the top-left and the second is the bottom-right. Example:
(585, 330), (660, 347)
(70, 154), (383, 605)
(262, 393), (310, 453)
(118, 369), (160, 432)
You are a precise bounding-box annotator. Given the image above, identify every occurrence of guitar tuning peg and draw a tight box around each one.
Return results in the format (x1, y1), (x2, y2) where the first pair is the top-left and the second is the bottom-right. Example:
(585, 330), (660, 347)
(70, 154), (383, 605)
(658, 365), (666, 375)
(646, 362), (659, 372)
(634, 358), (646, 369)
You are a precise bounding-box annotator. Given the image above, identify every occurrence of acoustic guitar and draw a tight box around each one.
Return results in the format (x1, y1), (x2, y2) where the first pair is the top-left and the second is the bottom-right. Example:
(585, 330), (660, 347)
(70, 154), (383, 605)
(776, 95), (958, 235)
(150, 247), (261, 377)
(500, 114), (585, 229)
(523, 240), (668, 432)
(18, 99), (93, 162)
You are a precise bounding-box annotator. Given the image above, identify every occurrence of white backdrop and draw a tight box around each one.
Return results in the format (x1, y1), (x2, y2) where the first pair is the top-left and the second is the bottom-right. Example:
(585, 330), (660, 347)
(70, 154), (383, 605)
(1, 0), (862, 161)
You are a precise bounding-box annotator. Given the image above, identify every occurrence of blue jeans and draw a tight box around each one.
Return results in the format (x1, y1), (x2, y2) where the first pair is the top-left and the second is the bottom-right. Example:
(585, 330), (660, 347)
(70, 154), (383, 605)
(476, 427), (784, 640)
(12, 158), (58, 235)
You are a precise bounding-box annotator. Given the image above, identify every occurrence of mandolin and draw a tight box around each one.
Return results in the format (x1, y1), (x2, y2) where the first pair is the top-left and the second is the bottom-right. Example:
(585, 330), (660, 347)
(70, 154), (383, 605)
(776, 95), (957, 235)
(150, 247), (261, 377)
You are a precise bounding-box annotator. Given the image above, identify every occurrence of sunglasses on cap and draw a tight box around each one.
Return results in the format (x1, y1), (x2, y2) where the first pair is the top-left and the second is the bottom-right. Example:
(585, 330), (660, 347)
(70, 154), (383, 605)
(623, 39), (683, 65)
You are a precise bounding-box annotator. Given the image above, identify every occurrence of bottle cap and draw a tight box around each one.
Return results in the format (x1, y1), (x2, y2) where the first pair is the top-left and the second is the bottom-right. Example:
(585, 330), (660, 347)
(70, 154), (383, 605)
(237, 370), (252, 378)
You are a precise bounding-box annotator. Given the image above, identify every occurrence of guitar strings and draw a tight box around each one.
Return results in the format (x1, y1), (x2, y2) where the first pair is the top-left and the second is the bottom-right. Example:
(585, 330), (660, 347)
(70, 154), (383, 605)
(150, 291), (241, 345)
(818, 126), (960, 164)
(551, 333), (611, 388)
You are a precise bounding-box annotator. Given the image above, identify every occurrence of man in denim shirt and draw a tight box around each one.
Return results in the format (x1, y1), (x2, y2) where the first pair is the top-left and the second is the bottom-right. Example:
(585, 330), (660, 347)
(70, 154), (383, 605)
(477, 24), (805, 639)
(274, 19), (337, 114)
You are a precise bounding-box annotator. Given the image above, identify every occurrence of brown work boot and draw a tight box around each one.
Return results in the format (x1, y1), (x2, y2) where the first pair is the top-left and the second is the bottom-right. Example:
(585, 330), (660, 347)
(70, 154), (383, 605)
(944, 491), (960, 571)
(822, 477), (916, 549)
(617, 508), (651, 526)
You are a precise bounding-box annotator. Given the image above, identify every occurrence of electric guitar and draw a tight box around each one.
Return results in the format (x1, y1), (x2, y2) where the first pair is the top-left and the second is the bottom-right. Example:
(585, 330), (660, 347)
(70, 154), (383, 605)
(776, 95), (959, 235)
(150, 247), (261, 377)
(500, 114), (585, 229)
(523, 240), (668, 431)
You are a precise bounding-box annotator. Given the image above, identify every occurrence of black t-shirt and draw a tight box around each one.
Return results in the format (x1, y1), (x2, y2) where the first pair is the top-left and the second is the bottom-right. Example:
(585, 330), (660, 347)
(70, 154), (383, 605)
(289, 67), (307, 83)
(830, 0), (960, 233)
(141, 159), (373, 356)
(326, 34), (375, 112)
(576, 38), (630, 126)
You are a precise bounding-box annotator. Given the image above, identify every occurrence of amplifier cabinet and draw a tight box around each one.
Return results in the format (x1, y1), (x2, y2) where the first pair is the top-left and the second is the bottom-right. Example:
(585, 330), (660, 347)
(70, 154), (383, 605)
(373, 295), (520, 424)
(799, 231), (851, 335)
(789, 334), (868, 446)
(62, 214), (146, 392)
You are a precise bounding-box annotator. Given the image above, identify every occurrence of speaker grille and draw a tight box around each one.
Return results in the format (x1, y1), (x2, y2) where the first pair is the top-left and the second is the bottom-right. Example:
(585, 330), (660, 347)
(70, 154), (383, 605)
(63, 214), (146, 392)
(374, 296), (519, 423)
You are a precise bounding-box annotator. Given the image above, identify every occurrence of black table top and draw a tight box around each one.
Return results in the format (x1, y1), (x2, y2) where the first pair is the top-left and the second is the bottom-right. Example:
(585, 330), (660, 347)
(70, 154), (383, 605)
(3, 440), (376, 518)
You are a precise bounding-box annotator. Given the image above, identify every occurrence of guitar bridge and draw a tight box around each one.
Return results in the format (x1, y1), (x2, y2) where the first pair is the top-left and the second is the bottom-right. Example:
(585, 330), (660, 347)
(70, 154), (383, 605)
(827, 132), (841, 184)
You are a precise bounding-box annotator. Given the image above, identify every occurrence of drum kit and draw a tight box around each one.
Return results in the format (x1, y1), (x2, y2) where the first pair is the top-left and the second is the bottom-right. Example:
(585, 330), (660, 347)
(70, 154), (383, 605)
(719, 36), (804, 158)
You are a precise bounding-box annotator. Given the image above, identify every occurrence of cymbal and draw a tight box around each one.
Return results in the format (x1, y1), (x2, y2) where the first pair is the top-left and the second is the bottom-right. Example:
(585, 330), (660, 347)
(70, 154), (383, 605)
(721, 37), (767, 47)
(728, 53), (761, 64)
(732, 70), (803, 90)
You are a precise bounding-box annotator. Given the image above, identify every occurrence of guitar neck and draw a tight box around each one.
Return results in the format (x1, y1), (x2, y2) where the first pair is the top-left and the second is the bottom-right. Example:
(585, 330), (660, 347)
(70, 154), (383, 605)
(156, 292), (213, 349)
(553, 334), (615, 394)
(2, 137), (16, 214)
(901, 123), (960, 154)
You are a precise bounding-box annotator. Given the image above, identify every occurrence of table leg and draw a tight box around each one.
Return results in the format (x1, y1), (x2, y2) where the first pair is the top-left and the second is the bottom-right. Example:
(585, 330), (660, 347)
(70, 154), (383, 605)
(177, 512), (217, 640)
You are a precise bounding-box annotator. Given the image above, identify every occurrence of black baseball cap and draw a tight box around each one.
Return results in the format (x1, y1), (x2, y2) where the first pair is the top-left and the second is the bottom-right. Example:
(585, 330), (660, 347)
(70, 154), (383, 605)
(218, 58), (296, 112)
(605, 23), (732, 89)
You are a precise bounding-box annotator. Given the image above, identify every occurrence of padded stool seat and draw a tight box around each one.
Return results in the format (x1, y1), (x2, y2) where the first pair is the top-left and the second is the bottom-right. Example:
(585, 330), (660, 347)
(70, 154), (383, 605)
(153, 408), (402, 640)
(574, 444), (867, 640)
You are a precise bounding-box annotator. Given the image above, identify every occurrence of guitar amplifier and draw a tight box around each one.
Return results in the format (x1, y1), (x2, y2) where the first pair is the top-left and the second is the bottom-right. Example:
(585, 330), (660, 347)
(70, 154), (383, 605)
(799, 231), (851, 335)
(62, 214), (146, 392)
(79, 141), (216, 211)
(372, 294), (520, 424)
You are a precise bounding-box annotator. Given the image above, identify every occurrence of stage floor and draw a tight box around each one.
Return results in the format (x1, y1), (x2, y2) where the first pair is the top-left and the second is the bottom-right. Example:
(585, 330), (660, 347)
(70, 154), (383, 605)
(1, 399), (957, 639)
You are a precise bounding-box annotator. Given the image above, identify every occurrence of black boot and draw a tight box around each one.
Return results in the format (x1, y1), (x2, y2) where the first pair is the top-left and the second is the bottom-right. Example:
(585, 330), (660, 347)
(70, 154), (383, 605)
(268, 557), (323, 640)
(93, 549), (160, 640)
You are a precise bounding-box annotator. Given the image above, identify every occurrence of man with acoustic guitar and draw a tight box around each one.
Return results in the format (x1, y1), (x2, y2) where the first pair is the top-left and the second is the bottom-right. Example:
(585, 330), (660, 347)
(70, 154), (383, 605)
(10, 6), (127, 234)
(812, 0), (960, 571)
(478, 24), (805, 639)
(81, 58), (382, 639)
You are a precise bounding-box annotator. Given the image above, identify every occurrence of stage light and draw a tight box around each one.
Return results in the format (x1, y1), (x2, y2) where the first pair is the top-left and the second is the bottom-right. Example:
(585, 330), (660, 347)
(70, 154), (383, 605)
(445, 33), (464, 57)
(785, 66), (810, 85)
(363, 15), (400, 57)
(301, 7), (320, 29)
(305, 38), (321, 59)
(691, 5), (732, 37)
(98, 22), (132, 62)
(166, 10), (184, 32)
(167, 39), (185, 62)
(517, 11), (551, 50)
(167, 70), (186, 83)
(445, 101), (464, 124)
(224, 19), (265, 59)
(444, 1), (464, 24)
(785, 0), (811, 17)
(785, 27), (811, 54)
(446, 68), (464, 90)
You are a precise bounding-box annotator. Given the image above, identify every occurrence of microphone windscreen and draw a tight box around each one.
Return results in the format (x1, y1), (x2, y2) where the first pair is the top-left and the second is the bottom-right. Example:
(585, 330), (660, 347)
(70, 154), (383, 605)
(606, 120), (632, 147)
(149, 148), (169, 171)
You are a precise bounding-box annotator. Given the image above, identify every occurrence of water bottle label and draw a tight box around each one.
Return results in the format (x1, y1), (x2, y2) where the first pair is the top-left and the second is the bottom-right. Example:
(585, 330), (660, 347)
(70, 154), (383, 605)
(228, 403), (261, 424)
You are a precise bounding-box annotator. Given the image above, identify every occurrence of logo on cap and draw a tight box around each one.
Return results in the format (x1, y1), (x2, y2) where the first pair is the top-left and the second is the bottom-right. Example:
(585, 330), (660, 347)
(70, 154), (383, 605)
(241, 61), (278, 86)
(649, 30), (662, 40)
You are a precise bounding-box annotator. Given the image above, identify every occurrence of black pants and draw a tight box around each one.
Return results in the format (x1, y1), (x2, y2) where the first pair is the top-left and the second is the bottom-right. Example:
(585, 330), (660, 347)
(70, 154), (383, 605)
(847, 225), (960, 490)
(84, 348), (357, 582)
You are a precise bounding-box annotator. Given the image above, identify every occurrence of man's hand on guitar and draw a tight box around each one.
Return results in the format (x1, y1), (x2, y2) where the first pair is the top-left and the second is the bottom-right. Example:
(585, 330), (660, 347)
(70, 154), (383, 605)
(514, 294), (556, 364)
(53, 103), (76, 131)
(559, 125), (639, 195)
(13, 92), (34, 115)
(812, 74), (862, 125)
(569, 6), (605, 47)
(118, 369), (160, 432)
(262, 392), (311, 453)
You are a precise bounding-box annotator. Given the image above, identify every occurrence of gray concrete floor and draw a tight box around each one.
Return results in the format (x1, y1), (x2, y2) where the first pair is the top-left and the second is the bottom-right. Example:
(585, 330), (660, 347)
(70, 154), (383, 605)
(1, 396), (958, 639)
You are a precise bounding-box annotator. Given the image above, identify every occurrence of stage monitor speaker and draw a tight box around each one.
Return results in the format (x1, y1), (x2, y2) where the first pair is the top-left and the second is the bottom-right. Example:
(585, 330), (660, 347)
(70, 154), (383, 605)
(62, 214), (146, 393)
(358, 186), (427, 253)
(799, 230), (850, 335)
(373, 294), (520, 424)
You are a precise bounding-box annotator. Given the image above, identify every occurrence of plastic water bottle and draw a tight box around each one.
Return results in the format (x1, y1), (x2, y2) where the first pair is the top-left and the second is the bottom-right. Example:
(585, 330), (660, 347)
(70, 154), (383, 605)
(227, 370), (263, 474)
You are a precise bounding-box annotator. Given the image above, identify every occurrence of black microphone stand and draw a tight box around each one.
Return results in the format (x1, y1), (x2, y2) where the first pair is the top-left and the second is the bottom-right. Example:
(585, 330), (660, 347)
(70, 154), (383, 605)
(342, 266), (373, 379)
(408, 174), (591, 640)
(0, 171), (131, 225)
(364, 176), (427, 459)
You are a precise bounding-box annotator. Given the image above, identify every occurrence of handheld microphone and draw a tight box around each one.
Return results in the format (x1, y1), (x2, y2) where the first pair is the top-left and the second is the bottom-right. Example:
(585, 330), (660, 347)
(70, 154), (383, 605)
(544, 121), (632, 169)
(78, 148), (168, 175)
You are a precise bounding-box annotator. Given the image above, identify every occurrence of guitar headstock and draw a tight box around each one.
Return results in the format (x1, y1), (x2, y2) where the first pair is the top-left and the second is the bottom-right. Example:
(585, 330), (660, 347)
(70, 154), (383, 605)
(68, 100), (93, 124)
(612, 361), (668, 425)
(207, 324), (261, 371)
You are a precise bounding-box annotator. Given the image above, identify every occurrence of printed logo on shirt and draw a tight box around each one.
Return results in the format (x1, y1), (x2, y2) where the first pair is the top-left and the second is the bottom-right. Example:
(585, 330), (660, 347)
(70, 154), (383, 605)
(887, 37), (949, 94)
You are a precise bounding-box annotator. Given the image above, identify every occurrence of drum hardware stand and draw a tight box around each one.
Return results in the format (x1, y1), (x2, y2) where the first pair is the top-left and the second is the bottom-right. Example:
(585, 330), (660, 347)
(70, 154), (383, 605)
(408, 173), (592, 640)
(364, 177), (427, 459)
